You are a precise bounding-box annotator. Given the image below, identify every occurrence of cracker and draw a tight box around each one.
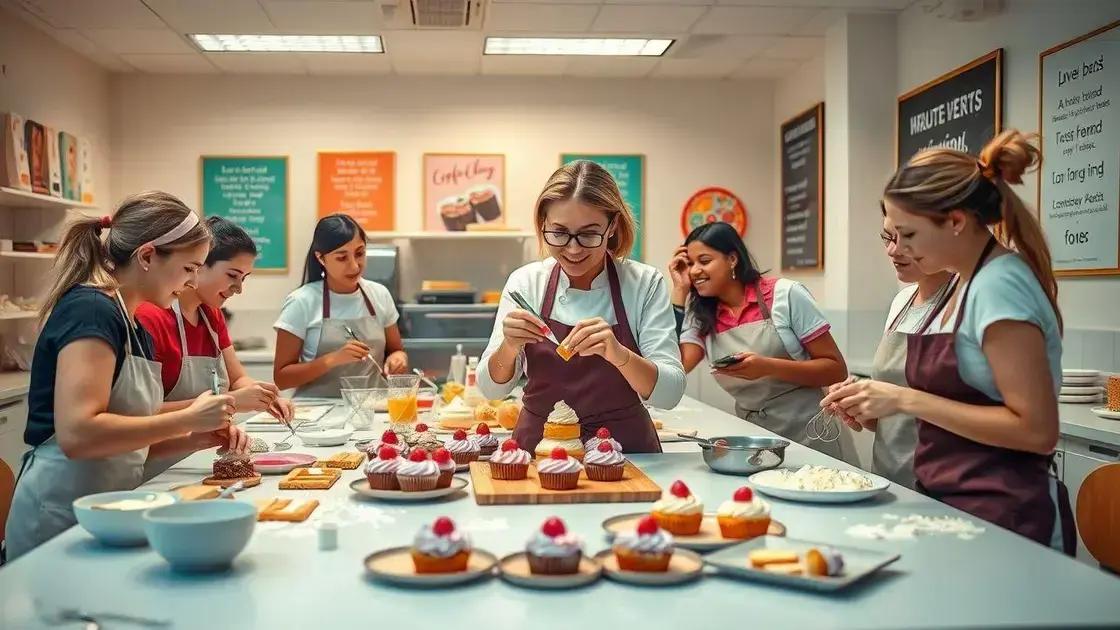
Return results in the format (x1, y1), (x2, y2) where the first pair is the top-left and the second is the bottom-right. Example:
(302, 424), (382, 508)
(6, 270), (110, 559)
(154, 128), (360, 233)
(259, 498), (320, 522)
(762, 561), (804, 575)
(175, 485), (220, 501)
(748, 549), (799, 568)
(279, 467), (342, 490)
(315, 452), (363, 470)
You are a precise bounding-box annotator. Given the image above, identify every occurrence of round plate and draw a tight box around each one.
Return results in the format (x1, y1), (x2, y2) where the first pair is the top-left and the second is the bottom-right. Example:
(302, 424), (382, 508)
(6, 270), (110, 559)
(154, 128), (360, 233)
(1060, 386), (1103, 395)
(349, 476), (469, 501)
(1091, 407), (1120, 420)
(1059, 394), (1102, 404)
(594, 548), (704, 586)
(298, 428), (354, 447)
(602, 513), (785, 551)
(1063, 376), (1102, 386)
(1063, 369), (1100, 377)
(201, 473), (261, 489)
(497, 553), (602, 589)
(432, 426), (510, 436)
(748, 468), (890, 504)
(251, 453), (316, 474)
(364, 547), (498, 587)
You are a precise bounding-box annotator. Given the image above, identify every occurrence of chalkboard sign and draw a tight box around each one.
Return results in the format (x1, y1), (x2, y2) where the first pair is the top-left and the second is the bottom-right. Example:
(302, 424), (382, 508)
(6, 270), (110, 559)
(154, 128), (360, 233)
(897, 49), (1003, 167)
(780, 103), (824, 270)
(200, 155), (288, 272)
(560, 153), (645, 260)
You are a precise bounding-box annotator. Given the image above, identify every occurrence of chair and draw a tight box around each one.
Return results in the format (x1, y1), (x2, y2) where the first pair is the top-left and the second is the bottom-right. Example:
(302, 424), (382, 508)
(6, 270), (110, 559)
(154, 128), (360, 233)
(1076, 462), (1120, 573)
(0, 459), (14, 553)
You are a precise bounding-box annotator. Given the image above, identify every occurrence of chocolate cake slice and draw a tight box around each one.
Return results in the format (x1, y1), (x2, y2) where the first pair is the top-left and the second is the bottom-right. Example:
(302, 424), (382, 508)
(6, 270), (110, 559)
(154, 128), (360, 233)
(213, 453), (255, 479)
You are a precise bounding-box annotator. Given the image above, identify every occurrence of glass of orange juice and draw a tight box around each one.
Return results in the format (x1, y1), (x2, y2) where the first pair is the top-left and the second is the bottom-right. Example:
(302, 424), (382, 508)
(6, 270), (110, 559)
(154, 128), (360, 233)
(387, 374), (420, 428)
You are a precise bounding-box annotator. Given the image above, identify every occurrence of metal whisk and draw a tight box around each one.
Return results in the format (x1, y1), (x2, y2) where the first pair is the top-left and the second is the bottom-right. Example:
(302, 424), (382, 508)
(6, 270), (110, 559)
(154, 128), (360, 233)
(805, 406), (842, 443)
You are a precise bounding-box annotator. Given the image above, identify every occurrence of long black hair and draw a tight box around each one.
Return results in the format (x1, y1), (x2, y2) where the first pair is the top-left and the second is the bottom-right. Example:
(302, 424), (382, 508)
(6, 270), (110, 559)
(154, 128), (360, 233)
(204, 216), (258, 266)
(684, 222), (764, 337)
(301, 213), (367, 285)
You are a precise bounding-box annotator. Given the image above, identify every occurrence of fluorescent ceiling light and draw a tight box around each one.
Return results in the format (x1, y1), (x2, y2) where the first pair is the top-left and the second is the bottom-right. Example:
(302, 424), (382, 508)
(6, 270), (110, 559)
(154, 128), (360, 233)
(484, 37), (673, 57)
(190, 34), (384, 53)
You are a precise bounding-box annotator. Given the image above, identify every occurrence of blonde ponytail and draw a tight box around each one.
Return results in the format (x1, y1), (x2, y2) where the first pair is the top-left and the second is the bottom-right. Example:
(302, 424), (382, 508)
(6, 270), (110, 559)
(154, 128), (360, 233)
(39, 215), (116, 323)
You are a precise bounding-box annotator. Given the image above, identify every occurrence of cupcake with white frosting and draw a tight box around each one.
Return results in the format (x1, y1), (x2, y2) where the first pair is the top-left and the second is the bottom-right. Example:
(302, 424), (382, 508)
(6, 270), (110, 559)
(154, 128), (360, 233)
(613, 515), (674, 572)
(584, 440), (626, 482)
(536, 447), (583, 491)
(651, 480), (703, 535)
(534, 400), (584, 460)
(526, 516), (583, 575)
(365, 446), (404, 490)
(397, 449), (440, 492)
(717, 486), (771, 539)
(489, 438), (531, 480)
(447, 428), (481, 466)
(584, 426), (622, 453)
(411, 516), (471, 573)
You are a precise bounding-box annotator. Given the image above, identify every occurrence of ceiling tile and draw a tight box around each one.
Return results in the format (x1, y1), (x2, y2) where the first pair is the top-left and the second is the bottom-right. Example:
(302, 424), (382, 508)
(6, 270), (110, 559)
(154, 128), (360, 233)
(43, 27), (137, 72)
(301, 52), (393, 74)
(760, 36), (823, 60)
(386, 31), (481, 75)
(205, 52), (309, 74)
(691, 6), (818, 35)
(650, 56), (741, 78)
(564, 57), (658, 78)
(486, 3), (600, 32)
(9, 0), (165, 29)
(119, 53), (218, 73)
(143, 0), (276, 33)
(592, 5), (707, 33)
(792, 9), (841, 35)
(81, 28), (194, 54)
(480, 55), (569, 76)
(667, 34), (771, 60)
(715, 0), (911, 7)
(261, 1), (384, 33)
(731, 57), (802, 78)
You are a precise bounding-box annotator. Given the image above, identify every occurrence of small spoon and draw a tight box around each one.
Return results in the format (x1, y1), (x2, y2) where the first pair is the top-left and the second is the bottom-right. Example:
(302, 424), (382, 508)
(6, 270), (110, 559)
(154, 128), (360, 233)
(413, 368), (439, 391)
(674, 434), (729, 448)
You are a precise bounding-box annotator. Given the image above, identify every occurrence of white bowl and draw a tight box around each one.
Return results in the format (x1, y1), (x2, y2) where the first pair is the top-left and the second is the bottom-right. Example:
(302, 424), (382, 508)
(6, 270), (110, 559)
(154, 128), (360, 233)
(297, 427), (354, 446)
(143, 500), (256, 572)
(72, 491), (177, 547)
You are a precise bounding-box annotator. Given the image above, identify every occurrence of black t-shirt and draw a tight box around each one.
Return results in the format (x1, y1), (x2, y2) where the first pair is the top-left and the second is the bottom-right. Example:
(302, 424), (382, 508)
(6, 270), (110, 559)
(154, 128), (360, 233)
(24, 286), (156, 447)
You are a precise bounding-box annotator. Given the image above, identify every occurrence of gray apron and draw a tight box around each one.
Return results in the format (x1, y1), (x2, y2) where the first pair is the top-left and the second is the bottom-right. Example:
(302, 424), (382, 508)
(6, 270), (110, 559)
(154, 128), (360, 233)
(143, 299), (230, 481)
(6, 291), (164, 560)
(293, 282), (386, 399)
(707, 280), (842, 459)
(870, 290), (920, 488)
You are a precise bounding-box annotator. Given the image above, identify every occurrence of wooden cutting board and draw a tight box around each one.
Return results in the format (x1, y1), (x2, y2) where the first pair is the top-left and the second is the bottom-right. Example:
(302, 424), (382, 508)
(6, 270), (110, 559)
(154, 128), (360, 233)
(469, 461), (662, 505)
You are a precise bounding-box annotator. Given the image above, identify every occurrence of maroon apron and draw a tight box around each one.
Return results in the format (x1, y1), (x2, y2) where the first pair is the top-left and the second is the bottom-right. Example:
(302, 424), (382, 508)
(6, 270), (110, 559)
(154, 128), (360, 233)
(513, 259), (661, 454)
(906, 238), (1076, 554)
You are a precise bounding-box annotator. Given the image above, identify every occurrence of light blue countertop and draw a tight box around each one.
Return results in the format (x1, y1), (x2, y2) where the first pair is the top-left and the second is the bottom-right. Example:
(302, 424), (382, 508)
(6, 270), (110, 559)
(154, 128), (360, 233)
(1, 397), (1118, 629)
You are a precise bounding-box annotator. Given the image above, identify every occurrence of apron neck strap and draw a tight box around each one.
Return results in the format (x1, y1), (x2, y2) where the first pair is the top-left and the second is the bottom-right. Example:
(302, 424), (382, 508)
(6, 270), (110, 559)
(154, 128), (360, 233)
(322, 280), (377, 320)
(913, 237), (996, 335)
(952, 236), (998, 334)
(540, 258), (631, 332)
(886, 288), (921, 333)
(753, 279), (772, 321)
(172, 299), (221, 358)
(541, 260), (565, 321)
(112, 290), (146, 359)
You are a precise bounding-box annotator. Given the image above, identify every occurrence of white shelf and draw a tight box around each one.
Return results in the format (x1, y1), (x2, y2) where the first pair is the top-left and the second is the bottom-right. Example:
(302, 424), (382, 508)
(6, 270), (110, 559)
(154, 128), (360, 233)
(0, 187), (97, 211)
(0, 251), (55, 260)
(366, 231), (536, 241)
(0, 311), (36, 320)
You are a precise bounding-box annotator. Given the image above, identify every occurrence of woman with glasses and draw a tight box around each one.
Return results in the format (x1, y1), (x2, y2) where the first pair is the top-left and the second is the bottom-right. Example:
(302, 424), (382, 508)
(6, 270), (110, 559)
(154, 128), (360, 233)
(477, 161), (684, 454)
(668, 221), (847, 458)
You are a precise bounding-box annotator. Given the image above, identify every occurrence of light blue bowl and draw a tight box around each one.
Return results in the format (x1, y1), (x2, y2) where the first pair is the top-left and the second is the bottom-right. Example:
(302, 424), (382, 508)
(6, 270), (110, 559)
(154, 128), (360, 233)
(142, 500), (256, 572)
(73, 491), (178, 547)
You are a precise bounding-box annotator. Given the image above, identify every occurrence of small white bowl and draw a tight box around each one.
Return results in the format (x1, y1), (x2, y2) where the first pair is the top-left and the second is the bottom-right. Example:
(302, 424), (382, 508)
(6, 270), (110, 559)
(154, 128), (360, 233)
(73, 491), (177, 547)
(297, 427), (354, 447)
(143, 500), (256, 572)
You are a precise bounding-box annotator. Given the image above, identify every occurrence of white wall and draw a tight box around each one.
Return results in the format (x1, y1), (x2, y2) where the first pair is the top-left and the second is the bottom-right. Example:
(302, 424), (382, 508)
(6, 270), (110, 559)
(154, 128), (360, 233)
(109, 74), (777, 321)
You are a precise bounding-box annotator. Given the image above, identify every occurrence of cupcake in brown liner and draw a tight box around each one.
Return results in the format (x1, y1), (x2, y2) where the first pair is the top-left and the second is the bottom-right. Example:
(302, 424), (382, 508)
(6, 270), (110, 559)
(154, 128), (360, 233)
(365, 446), (403, 490)
(536, 447), (583, 491)
(583, 440), (625, 482)
(446, 429), (480, 466)
(432, 447), (456, 488)
(473, 423), (500, 457)
(526, 516), (583, 575)
(613, 515), (674, 572)
(397, 449), (440, 492)
(488, 438), (531, 480)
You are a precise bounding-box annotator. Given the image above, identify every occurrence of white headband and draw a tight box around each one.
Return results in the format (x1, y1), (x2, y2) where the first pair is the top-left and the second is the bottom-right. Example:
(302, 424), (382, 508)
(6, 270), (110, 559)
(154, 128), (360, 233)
(150, 211), (200, 247)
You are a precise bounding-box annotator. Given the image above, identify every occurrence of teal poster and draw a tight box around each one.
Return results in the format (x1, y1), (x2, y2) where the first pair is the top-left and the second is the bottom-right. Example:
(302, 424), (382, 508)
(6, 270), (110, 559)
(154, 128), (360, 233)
(561, 154), (645, 261)
(201, 156), (288, 272)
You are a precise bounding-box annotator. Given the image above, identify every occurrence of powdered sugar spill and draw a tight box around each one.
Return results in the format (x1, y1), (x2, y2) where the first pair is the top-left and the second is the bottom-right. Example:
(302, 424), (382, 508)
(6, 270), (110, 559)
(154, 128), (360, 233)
(257, 498), (404, 538)
(846, 513), (986, 541)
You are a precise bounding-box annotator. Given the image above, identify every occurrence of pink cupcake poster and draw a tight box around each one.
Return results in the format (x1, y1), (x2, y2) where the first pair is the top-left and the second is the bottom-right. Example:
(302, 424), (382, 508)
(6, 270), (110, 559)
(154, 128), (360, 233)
(423, 153), (505, 232)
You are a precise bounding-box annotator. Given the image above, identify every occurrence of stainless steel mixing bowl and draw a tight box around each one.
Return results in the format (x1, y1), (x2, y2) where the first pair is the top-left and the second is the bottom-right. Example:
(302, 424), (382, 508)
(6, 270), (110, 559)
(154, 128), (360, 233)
(695, 435), (789, 476)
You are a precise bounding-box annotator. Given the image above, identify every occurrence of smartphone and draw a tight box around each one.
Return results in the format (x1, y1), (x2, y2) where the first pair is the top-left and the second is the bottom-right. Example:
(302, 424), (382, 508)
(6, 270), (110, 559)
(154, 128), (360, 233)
(710, 354), (742, 369)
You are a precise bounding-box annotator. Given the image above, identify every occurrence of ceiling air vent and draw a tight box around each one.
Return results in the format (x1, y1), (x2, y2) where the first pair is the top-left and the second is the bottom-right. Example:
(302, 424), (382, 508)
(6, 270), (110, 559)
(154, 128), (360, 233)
(410, 0), (477, 28)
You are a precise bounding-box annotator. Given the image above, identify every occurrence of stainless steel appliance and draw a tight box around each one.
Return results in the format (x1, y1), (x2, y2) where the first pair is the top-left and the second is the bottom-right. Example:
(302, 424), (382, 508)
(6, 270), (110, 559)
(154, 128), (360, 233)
(400, 303), (497, 382)
(363, 244), (400, 302)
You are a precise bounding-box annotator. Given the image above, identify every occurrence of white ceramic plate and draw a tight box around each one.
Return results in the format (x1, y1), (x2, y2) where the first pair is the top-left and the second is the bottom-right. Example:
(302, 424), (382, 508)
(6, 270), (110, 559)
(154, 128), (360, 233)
(748, 468), (890, 504)
(1090, 407), (1120, 420)
(364, 547), (498, 587)
(297, 427), (354, 447)
(498, 553), (603, 589)
(251, 452), (316, 474)
(1063, 377), (1102, 387)
(594, 548), (704, 586)
(1063, 369), (1100, 378)
(349, 476), (469, 501)
(703, 536), (900, 592)
(1060, 386), (1103, 395)
(1058, 394), (1102, 404)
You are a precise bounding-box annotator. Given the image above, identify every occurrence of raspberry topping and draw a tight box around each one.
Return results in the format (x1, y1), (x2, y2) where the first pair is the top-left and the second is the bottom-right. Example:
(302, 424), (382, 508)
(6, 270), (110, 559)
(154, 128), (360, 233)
(541, 516), (567, 537)
(432, 448), (451, 464)
(501, 439), (520, 452)
(453, 429), (468, 441)
(596, 427), (611, 439)
(670, 480), (691, 498)
(408, 449), (429, 462)
(733, 486), (753, 502)
(432, 517), (455, 536)
(636, 516), (659, 535)
(550, 447), (568, 460)
(378, 446), (398, 460)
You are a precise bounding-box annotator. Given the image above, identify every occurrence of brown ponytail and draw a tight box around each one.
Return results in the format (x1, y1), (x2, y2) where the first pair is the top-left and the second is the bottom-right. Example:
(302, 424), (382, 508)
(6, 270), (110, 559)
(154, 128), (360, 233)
(883, 130), (1061, 330)
(39, 191), (211, 323)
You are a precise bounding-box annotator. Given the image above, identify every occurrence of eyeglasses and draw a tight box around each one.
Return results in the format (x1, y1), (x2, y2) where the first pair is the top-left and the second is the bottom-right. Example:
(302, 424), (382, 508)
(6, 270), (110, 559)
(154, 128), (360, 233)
(541, 215), (616, 249)
(879, 232), (897, 247)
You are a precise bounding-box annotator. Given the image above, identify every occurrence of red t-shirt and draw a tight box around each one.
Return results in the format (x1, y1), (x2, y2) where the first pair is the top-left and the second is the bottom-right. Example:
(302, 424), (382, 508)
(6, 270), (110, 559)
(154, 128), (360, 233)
(135, 303), (232, 393)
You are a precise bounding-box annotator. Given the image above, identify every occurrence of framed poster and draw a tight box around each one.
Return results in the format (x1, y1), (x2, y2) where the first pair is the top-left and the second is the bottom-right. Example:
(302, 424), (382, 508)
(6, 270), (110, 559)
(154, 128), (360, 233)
(422, 153), (505, 232)
(1039, 20), (1120, 276)
(200, 155), (288, 273)
(318, 151), (395, 231)
(680, 187), (748, 237)
(896, 49), (1003, 167)
(560, 153), (645, 260)
(780, 103), (825, 271)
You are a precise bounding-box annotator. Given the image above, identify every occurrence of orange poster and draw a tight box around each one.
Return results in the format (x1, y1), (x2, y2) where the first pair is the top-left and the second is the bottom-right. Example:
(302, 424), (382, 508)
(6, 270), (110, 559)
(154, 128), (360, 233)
(318, 151), (395, 231)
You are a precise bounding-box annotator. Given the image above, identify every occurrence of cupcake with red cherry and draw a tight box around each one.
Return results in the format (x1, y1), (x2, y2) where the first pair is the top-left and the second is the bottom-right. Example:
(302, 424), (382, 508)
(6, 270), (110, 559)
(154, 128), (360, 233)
(407, 423), (444, 453)
(447, 429), (481, 466)
(612, 515), (674, 572)
(651, 480), (703, 535)
(526, 516), (584, 575)
(411, 516), (472, 574)
(365, 445), (404, 490)
(366, 429), (408, 461)
(584, 427), (621, 453)
(583, 440), (626, 482)
(432, 447), (456, 488)
(536, 447), (584, 491)
(473, 423), (500, 457)
(717, 486), (771, 539)
(397, 449), (441, 492)
(489, 438), (531, 480)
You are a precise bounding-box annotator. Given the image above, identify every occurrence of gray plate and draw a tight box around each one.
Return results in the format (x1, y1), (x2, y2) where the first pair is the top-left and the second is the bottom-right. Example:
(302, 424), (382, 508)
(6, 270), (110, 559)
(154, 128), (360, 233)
(594, 548), (704, 586)
(703, 535), (900, 592)
(747, 468), (890, 504)
(497, 553), (603, 590)
(349, 476), (468, 501)
(364, 547), (498, 587)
